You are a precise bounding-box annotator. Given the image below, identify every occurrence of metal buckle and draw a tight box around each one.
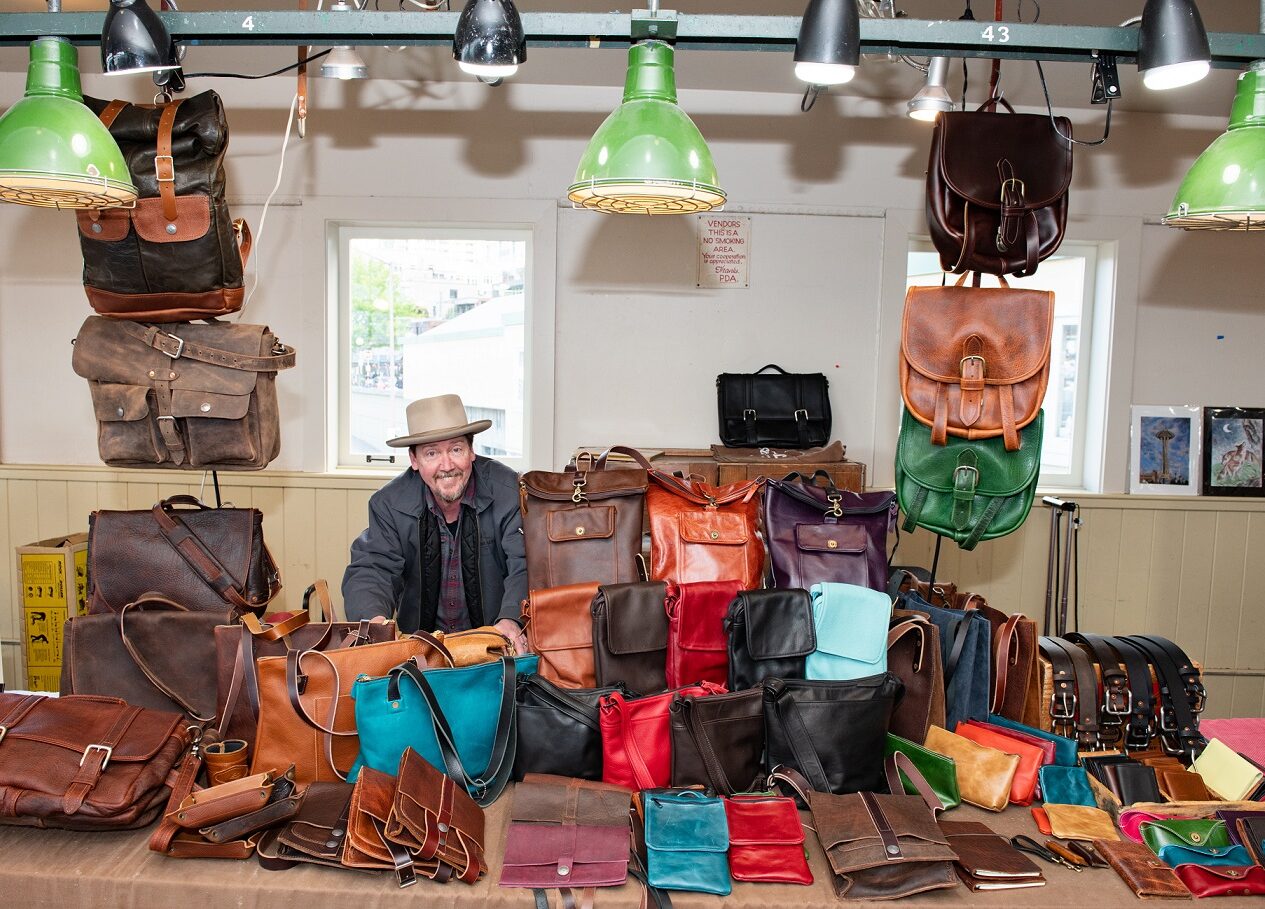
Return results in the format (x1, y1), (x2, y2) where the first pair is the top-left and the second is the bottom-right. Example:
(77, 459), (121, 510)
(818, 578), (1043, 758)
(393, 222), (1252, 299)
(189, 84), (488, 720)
(1103, 686), (1132, 717)
(959, 354), (986, 372)
(953, 464), (979, 485)
(1049, 691), (1077, 723)
(794, 408), (808, 421)
(154, 154), (175, 183)
(999, 177), (1025, 201)
(1158, 703), (1179, 734)
(1159, 731), (1184, 757)
(1186, 681), (1207, 714)
(80, 744), (114, 770)
(160, 332), (185, 359)
(742, 409), (756, 420)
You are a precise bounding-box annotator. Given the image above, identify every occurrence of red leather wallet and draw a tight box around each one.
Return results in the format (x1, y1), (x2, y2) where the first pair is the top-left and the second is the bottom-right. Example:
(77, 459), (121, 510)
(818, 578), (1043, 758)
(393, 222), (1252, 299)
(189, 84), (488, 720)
(954, 721), (1044, 806)
(723, 794), (812, 885)
(1173, 865), (1265, 898)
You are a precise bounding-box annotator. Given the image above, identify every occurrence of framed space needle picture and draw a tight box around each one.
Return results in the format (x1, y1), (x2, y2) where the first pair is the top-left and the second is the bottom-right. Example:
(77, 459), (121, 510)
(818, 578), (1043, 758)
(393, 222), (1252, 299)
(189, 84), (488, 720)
(1130, 405), (1202, 496)
(1202, 406), (1265, 498)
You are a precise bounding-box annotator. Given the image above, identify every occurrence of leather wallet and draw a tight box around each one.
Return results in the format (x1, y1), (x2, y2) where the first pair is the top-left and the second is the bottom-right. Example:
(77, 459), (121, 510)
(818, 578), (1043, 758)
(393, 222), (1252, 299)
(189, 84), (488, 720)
(1093, 838), (1191, 900)
(1235, 816), (1265, 864)
(1042, 803), (1120, 842)
(724, 793), (812, 885)
(1173, 865), (1265, 899)
(954, 720), (1045, 806)
(1038, 765), (1096, 807)
(986, 714), (1078, 766)
(940, 820), (1044, 891)
(1191, 738), (1265, 800)
(1104, 762), (1163, 806)
(260, 782), (362, 872)
(1119, 808), (1184, 843)
(1141, 819), (1231, 854)
(1157, 768), (1214, 802)
(1082, 753), (1135, 788)
(963, 719), (1056, 765)
(1217, 809), (1265, 846)
(166, 771), (275, 829)
(923, 725), (1018, 812)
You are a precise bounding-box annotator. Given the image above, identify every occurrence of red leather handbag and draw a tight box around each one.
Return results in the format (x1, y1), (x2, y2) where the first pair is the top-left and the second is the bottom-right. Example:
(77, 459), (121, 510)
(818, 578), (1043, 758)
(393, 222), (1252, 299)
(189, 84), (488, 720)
(1174, 865), (1265, 898)
(724, 793), (812, 885)
(599, 683), (725, 790)
(666, 579), (741, 689)
(953, 720), (1044, 806)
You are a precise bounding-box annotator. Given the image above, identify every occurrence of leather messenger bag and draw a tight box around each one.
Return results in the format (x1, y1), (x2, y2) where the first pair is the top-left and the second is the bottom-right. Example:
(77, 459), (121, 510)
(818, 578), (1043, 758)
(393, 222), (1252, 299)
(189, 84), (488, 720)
(716, 363), (831, 448)
(72, 316), (295, 471)
(900, 273), (1053, 452)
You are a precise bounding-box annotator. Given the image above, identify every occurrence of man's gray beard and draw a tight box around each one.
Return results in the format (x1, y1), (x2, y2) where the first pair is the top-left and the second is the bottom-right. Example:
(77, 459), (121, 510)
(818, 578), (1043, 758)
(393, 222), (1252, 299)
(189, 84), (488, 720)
(435, 473), (467, 503)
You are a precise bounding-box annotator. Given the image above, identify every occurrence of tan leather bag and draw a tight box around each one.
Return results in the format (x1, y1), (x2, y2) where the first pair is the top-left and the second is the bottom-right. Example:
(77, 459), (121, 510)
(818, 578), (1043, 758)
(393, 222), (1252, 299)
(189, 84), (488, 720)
(923, 725), (1018, 812)
(522, 582), (601, 689)
(431, 626), (514, 666)
(900, 274), (1053, 451)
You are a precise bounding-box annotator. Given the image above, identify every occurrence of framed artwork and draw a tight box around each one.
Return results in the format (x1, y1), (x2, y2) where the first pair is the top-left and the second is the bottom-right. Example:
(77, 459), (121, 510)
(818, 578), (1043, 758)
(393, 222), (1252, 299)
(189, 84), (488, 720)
(1130, 405), (1201, 495)
(1202, 407), (1265, 497)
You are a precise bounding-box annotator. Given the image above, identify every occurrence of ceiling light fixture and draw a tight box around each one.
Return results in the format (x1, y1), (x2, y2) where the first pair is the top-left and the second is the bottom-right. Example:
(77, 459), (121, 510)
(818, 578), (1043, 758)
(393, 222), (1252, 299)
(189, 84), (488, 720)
(320, 1), (368, 80)
(101, 0), (181, 80)
(1138, 0), (1211, 91)
(907, 56), (953, 122)
(453, 0), (526, 84)
(794, 0), (860, 86)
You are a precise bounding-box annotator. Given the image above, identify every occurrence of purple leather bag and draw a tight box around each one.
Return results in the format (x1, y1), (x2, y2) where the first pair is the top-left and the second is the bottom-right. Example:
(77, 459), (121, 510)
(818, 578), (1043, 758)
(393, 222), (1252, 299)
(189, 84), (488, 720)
(762, 472), (897, 592)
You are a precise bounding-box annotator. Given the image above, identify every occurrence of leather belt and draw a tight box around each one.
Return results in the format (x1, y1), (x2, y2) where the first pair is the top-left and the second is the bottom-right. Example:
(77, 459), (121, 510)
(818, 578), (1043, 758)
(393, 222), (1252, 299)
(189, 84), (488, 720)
(1040, 636), (1099, 746)
(1065, 632), (1130, 745)
(1103, 635), (1158, 751)
(1121, 635), (1206, 759)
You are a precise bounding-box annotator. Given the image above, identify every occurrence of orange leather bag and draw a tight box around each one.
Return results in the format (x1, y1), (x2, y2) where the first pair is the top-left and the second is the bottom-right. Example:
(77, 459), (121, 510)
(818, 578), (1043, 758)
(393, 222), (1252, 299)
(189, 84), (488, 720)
(522, 581), (601, 689)
(953, 720), (1045, 806)
(900, 273), (1053, 451)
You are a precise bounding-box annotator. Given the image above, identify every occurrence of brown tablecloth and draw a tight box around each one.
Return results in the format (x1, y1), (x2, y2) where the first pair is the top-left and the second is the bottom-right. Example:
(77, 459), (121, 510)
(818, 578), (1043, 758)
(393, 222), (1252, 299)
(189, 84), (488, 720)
(0, 794), (1257, 907)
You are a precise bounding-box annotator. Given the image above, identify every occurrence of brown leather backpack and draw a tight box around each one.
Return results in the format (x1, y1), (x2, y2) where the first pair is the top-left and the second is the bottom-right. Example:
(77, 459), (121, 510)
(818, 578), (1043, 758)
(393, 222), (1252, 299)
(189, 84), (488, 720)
(522, 581), (601, 689)
(900, 274), (1053, 451)
(927, 97), (1072, 277)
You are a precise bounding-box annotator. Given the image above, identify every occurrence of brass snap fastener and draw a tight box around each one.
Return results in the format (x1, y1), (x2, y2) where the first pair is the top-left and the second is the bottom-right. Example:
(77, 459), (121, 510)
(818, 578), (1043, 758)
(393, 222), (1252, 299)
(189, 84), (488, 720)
(827, 539), (838, 549)
(1191, 833), (1202, 843)
(575, 526), (585, 536)
(391, 701), (400, 709)
(710, 530), (720, 540)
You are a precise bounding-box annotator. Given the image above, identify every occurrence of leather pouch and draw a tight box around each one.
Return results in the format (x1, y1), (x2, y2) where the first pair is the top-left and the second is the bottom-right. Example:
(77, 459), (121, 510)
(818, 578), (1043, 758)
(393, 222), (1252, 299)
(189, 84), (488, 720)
(1159, 769), (1215, 802)
(513, 676), (630, 782)
(886, 611), (946, 744)
(724, 587), (815, 692)
(668, 687), (765, 794)
(167, 771), (274, 829)
(923, 724), (1017, 812)
(1191, 738), (1265, 800)
(1157, 843), (1252, 868)
(1173, 864), (1265, 898)
(1120, 809), (1186, 844)
(962, 718), (1055, 765)
(1038, 765), (1096, 807)
(1106, 762), (1163, 806)
(522, 582), (601, 689)
(665, 579), (741, 689)
(805, 582), (891, 681)
(884, 733), (961, 810)
(270, 781), (356, 870)
(1043, 803), (1120, 842)
(386, 747), (486, 884)
(599, 683), (725, 790)
(431, 626), (515, 667)
(724, 793), (812, 885)
(939, 820), (1043, 887)
(644, 790), (731, 896)
(202, 771), (301, 844)
(1094, 838), (1192, 899)
(591, 581), (670, 694)
(953, 720), (1043, 806)
(1141, 819), (1231, 854)
(987, 713), (1078, 766)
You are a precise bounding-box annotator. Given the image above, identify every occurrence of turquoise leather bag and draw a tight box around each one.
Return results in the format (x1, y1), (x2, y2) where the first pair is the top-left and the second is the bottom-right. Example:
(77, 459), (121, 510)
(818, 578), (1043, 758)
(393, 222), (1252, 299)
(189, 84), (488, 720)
(349, 653), (538, 807)
(1038, 765), (1096, 806)
(645, 789), (731, 895)
(805, 582), (892, 681)
(987, 714), (1078, 766)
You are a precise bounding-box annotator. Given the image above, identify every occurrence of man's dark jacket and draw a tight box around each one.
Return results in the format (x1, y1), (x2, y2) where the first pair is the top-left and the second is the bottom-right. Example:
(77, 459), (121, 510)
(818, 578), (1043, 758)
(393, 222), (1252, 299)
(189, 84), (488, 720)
(342, 456), (527, 632)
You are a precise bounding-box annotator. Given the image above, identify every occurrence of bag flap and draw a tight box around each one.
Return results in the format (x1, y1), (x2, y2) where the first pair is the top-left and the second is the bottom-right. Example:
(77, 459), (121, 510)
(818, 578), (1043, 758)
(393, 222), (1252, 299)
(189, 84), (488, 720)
(717, 370), (830, 413)
(901, 284), (1054, 385)
(935, 110), (1073, 209)
(5, 693), (180, 763)
(675, 580), (740, 651)
(898, 408), (1043, 496)
(601, 581), (668, 655)
(679, 510), (749, 546)
(521, 468), (647, 501)
(546, 507), (614, 543)
(796, 522), (868, 554)
(768, 479), (895, 517)
(644, 793), (729, 852)
(89, 382), (150, 422)
(811, 791), (950, 852)
(738, 588), (816, 660)
(1144, 819), (1230, 850)
(85, 91), (228, 159)
(131, 195), (211, 243)
(171, 388), (251, 420)
(512, 776), (632, 826)
(723, 796), (804, 846)
(527, 582), (601, 651)
(503, 821), (630, 865)
(77, 207), (131, 242)
(810, 582), (891, 665)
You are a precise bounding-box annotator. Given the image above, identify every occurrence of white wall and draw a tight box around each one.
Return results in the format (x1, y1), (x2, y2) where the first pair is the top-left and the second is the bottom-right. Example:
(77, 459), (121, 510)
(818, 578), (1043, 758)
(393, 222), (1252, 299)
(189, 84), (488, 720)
(1, 68), (1263, 489)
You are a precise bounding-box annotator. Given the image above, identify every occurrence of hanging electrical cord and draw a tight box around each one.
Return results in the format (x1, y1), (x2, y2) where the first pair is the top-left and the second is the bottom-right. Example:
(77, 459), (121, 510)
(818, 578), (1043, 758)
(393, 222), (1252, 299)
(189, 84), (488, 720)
(241, 93), (300, 314)
(183, 50), (331, 80)
(1035, 60), (1112, 146)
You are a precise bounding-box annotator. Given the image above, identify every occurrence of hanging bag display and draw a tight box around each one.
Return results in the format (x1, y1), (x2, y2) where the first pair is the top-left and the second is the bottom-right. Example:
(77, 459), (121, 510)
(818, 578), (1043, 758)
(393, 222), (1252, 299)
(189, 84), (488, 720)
(805, 582), (893, 681)
(76, 92), (251, 321)
(926, 96), (1073, 277)
(716, 363), (831, 448)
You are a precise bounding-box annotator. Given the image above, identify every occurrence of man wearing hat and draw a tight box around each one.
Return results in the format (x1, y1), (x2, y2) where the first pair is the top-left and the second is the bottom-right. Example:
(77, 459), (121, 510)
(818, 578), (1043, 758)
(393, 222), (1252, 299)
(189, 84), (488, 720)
(342, 394), (528, 651)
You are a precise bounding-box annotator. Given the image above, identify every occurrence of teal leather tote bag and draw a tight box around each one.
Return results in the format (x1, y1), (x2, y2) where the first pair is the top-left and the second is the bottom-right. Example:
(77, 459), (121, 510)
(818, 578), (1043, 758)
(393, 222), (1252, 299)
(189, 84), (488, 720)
(349, 653), (538, 807)
(805, 582), (892, 681)
(645, 789), (731, 895)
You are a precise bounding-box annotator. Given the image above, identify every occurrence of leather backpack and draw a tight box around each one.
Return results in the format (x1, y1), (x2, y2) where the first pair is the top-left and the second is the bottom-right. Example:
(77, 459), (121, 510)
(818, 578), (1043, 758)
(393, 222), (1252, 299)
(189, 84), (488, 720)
(76, 92), (250, 321)
(926, 97), (1072, 277)
(522, 581), (601, 689)
(900, 274), (1053, 452)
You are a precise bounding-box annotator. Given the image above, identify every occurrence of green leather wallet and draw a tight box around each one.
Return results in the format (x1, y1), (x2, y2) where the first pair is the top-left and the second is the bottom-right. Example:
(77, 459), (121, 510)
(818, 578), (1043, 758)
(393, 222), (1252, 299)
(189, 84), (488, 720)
(1140, 819), (1231, 855)
(885, 733), (961, 810)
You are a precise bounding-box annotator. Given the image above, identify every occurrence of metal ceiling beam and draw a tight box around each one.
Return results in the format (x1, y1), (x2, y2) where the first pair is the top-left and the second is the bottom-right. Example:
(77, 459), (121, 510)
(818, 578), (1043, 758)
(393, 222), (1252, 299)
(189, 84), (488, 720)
(0, 11), (1262, 67)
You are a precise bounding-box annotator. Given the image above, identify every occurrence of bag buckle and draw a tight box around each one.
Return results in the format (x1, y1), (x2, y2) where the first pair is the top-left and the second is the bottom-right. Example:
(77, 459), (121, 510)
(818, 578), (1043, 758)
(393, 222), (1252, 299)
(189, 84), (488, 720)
(159, 332), (186, 359)
(953, 464), (979, 485)
(1186, 680), (1207, 714)
(959, 354), (986, 373)
(743, 408), (756, 421)
(794, 408), (808, 421)
(154, 154), (175, 184)
(80, 743), (114, 770)
(825, 493), (843, 518)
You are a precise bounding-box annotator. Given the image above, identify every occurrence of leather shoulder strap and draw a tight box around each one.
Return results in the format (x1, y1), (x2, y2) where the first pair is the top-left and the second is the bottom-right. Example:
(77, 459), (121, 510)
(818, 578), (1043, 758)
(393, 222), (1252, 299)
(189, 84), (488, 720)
(155, 100), (183, 223)
(150, 501), (254, 612)
(116, 321), (298, 373)
(98, 99), (129, 129)
(765, 682), (832, 794)
(118, 595), (215, 722)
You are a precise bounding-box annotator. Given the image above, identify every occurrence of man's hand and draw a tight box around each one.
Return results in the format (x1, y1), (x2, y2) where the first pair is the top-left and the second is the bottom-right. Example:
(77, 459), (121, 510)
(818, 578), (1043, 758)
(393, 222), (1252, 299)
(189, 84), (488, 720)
(493, 618), (529, 655)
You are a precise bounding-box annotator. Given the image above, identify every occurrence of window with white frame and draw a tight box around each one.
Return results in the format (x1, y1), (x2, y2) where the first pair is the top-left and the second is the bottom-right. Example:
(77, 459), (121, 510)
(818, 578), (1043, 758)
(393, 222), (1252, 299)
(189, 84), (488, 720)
(905, 241), (1104, 488)
(332, 224), (531, 471)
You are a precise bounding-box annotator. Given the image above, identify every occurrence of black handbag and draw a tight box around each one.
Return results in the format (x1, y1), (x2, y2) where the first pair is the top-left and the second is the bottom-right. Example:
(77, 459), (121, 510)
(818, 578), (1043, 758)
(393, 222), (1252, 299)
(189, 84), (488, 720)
(723, 588), (816, 692)
(763, 673), (903, 800)
(716, 364), (831, 448)
(512, 674), (632, 781)
(669, 687), (766, 794)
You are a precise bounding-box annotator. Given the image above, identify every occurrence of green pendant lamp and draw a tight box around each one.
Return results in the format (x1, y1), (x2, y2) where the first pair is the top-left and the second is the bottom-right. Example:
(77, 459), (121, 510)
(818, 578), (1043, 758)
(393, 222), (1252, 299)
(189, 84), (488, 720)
(568, 40), (724, 215)
(0, 37), (136, 209)
(1164, 61), (1265, 229)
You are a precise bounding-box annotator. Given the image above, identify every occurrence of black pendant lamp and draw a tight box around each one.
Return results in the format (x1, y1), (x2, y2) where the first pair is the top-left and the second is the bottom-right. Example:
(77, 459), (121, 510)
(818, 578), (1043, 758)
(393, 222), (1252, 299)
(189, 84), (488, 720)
(453, 0), (526, 83)
(794, 0), (860, 86)
(101, 0), (181, 78)
(1138, 0), (1210, 90)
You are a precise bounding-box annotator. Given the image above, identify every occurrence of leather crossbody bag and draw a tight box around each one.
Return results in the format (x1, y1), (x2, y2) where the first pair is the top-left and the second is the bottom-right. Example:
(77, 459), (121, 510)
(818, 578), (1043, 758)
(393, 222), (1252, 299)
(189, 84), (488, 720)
(668, 687), (766, 794)
(886, 611), (945, 743)
(806, 582), (892, 681)
(724, 587), (815, 692)
(513, 675), (632, 781)
(522, 581), (601, 689)
(665, 579), (740, 689)
(591, 580), (671, 694)
(926, 96), (1072, 277)
(716, 363), (831, 448)
(644, 789), (732, 896)
(599, 683), (726, 790)
(724, 793), (812, 885)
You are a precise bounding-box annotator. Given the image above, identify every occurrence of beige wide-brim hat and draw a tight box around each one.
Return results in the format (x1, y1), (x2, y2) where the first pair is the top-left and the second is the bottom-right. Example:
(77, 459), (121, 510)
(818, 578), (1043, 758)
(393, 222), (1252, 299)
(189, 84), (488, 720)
(385, 394), (493, 448)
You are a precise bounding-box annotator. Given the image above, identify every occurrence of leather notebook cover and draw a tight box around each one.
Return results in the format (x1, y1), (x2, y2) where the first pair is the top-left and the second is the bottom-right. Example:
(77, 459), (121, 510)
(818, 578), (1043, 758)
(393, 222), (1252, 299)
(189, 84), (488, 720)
(939, 820), (1043, 885)
(1093, 838), (1191, 900)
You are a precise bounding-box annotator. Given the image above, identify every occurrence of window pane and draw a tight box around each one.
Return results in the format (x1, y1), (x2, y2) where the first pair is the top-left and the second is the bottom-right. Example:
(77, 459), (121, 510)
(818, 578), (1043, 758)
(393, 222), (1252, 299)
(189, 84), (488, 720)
(345, 234), (528, 465)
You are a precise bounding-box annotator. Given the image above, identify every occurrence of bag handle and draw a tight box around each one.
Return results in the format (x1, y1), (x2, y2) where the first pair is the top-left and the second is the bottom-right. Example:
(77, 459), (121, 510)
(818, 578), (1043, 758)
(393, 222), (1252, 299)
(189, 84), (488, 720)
(884, 751), (945, 814)
(595, 445), (655, 470)
(115, 320), (297, 373)
(887, 617), (928, 674)
(518, 676), (601, 732)
(753, 364), (790, 375)
(117, 592), (217, 722)
(976, 94), (1017, 115)
(150, 498), (256, 613)
(991, 613), (1024, 714)
(953, 271), (1010, 289)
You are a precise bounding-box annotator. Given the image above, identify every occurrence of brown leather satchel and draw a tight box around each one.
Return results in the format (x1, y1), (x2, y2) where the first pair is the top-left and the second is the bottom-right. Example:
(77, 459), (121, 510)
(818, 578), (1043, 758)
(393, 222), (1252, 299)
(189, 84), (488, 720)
(72, 316), (295, 471)
(926, 97), (1072, 277)
(87, 494), (280, 614)
(519, 458), (648, 591)
(522, 581), (601, 689)
(591, 580), (671, 694)
(61, 593), (227, 722)
(0, 693), (190, 830)
(886, 612), (946, 744)
(900, 274), (1053, 451)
